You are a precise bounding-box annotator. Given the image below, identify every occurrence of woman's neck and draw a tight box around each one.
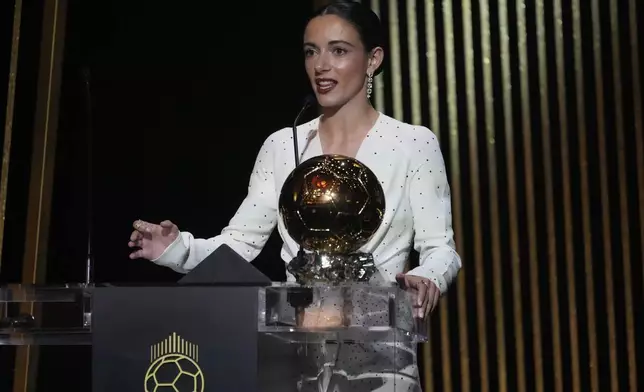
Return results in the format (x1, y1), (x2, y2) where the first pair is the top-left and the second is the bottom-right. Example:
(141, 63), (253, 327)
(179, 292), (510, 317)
(319, 98), (379, 139)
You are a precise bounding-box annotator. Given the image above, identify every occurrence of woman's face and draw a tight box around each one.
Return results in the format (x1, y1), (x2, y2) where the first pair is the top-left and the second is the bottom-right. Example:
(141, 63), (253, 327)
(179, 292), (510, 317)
(303, 15), (381, 109)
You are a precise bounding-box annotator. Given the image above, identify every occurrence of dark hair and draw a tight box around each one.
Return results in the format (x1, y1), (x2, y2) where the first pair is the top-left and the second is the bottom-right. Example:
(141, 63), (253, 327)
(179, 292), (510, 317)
(311, 1), (386, 75)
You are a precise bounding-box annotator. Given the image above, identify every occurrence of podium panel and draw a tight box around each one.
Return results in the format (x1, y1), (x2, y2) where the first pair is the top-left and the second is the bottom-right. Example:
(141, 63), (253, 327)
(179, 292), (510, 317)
(92, 286), (260, 392)
(1, 283), (428, 391)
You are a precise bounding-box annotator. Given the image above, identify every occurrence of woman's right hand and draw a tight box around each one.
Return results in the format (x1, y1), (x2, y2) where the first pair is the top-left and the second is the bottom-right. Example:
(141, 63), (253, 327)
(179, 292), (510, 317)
(128, 219), (180, 260)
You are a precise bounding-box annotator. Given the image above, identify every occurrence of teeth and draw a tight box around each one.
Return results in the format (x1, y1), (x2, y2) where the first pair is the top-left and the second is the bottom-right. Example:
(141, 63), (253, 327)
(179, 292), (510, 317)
(317, 80), (335, 87)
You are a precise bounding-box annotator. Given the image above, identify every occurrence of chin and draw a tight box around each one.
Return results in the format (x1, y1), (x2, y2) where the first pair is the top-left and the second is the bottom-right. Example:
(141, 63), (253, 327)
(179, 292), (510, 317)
(315, 93), (348, 109)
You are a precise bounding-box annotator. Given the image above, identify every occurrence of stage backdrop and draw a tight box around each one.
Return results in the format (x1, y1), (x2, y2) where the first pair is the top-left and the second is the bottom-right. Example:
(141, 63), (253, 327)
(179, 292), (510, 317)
(352, 0), (643, 391)
(1, 0), (643, 391)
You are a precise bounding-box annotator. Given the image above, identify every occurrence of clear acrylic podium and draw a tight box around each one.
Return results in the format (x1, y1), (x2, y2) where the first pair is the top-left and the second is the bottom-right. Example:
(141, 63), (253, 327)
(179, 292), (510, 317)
(1, 282), (428, 391)
(259, 283), (429, 391)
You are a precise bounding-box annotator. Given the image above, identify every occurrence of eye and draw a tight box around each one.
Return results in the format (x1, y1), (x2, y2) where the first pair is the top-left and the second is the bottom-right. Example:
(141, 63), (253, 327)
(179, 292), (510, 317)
(332, 47), (348, 56)
(304, 48), (316, 57)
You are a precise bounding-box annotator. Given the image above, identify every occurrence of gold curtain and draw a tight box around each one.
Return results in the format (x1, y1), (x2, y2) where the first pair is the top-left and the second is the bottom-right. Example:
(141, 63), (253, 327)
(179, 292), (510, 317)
(360, 0), (643, 391)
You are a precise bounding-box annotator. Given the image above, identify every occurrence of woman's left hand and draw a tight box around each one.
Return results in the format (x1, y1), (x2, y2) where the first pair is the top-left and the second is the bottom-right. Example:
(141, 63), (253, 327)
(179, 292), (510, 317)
(395, 273), (440, 319)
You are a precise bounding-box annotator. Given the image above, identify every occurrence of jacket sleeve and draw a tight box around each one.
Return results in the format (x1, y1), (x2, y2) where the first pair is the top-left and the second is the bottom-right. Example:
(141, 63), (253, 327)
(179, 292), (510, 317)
(406, 132), (462, 295)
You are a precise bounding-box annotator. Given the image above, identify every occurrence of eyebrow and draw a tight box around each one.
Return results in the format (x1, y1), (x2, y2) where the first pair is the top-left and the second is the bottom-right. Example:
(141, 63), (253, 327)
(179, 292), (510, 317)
(303, 40), (356, 48)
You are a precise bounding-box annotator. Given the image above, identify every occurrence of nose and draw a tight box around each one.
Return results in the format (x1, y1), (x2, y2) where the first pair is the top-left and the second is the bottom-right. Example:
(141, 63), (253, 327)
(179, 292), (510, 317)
(314, 51), (331, 73)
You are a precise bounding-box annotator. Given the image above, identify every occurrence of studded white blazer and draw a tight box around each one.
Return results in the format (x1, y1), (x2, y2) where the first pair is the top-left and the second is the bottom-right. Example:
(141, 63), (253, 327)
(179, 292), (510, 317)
(153, 112), (461, 295)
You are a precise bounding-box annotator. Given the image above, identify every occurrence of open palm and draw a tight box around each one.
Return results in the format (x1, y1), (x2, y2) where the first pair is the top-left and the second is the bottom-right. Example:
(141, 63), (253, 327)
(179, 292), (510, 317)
(128, 219), (179, 260)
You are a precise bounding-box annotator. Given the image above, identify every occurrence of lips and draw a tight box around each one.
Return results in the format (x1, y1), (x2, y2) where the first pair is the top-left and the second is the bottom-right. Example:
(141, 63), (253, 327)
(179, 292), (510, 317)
(315, 78), (337, 94)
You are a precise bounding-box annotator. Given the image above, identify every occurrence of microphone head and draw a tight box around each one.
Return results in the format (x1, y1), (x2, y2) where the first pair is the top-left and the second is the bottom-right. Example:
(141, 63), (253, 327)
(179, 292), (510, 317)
(303, 94), (316, 107)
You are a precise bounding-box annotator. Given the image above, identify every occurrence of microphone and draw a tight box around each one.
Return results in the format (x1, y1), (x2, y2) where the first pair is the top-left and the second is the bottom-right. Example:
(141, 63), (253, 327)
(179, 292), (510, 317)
(81, 66), (94, 287)
(291, 95), (315, 266)
(292, 95), (315, 167)
(80, 66), (94, 328)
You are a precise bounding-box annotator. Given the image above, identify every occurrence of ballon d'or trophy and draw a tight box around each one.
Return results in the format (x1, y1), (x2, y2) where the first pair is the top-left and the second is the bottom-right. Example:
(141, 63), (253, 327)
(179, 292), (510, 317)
(278, 154), (385, 328)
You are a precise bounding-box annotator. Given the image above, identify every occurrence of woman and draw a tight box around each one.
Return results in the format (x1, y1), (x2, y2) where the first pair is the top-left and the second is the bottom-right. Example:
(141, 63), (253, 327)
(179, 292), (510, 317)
(129, 1), (461, 390)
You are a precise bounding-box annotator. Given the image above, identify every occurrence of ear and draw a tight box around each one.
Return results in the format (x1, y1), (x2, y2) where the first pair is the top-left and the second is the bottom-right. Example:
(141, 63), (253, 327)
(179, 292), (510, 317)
(367, 46), (384, 75)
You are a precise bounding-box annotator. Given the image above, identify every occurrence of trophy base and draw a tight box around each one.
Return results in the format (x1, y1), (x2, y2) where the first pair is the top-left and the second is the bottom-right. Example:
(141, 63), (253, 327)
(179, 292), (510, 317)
(293, 285), (352, 329)
(286, 251), (377, 328)
(286, 251), (376, 286)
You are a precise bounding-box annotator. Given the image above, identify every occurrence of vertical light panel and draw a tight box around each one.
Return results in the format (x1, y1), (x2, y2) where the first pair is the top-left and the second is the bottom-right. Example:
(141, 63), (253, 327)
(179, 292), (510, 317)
(425, 0), (440, 140)
(479, 0), (507, 390)
(461, 1), (487, 392)
(498, 0), (527, 390)
(12, 1), (68, 391)
(0, 0), (23, 269)
(535, 0), (563, 390)
(590, 1), (619, 390)
(387, 0), (403, 119)
(571, 0), (600, 390)
(458, 0), (474, 390)
(629, 0), (644, 291)
(553, 0), (581, 389)
(609, 0), (637, 389)
(422, 2), (438, 385)
(441, 0), (459, 390)
(420, 1), (438, 389)
(516, 1), (545, 390)
(370, 0), (385, 113)
(406, 0), (421, 124)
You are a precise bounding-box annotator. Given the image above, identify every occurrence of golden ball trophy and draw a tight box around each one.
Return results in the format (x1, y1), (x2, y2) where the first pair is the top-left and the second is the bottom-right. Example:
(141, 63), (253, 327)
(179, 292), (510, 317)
(278, 154), (385, 328)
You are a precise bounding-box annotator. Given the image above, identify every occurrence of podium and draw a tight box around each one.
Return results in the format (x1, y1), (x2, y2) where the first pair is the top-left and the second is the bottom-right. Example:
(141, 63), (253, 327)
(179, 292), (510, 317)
(0, 248), (428, 391)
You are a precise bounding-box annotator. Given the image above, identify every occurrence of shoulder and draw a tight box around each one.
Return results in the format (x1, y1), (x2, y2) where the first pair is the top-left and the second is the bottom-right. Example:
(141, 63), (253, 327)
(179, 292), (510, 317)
(379, 114), (438, 142)
(376, 113), (443, 166)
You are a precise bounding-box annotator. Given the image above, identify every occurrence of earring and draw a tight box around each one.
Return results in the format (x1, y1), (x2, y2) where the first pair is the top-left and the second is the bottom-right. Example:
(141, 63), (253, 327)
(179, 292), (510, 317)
(367, 73), (373, 99)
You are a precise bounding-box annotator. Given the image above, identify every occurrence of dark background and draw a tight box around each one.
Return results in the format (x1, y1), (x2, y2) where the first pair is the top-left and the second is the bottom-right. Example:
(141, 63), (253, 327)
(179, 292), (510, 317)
(50, 0), (314, 285)
(1, 0), (314, 390)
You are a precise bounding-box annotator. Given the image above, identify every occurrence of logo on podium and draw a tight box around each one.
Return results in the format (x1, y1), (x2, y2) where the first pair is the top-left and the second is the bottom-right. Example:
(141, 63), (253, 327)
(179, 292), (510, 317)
(144, 332), (205, 392)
